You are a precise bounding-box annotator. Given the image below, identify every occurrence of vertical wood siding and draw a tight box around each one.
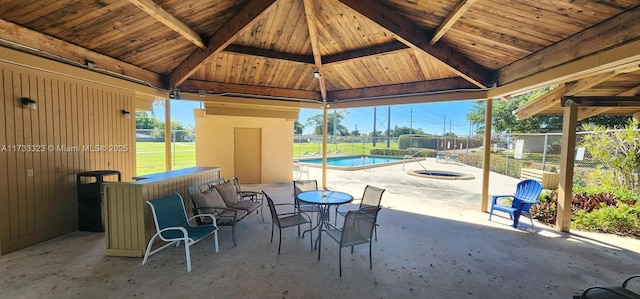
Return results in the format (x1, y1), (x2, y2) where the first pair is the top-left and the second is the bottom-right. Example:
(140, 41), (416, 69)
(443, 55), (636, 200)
(103, 168), (220, 257)
(0, 62), (136, 254)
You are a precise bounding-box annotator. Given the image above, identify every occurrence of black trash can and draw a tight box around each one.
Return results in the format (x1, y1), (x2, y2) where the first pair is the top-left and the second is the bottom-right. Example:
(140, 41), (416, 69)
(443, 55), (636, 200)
(77, 170), (121, 232)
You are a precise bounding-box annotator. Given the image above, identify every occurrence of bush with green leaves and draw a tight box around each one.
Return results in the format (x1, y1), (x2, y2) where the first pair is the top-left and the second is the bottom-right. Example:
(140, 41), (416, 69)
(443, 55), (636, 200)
(572, 203), (640, 237)
(531, 190), (640, 238)
(580, 120), (640, 193)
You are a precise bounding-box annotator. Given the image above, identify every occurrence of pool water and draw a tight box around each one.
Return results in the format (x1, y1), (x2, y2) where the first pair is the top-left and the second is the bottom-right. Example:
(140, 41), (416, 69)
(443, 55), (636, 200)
(301, 155), (403, 167)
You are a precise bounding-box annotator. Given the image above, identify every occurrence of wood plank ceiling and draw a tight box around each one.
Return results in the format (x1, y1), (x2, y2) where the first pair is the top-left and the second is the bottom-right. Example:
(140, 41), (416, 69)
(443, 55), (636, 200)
(1, 0), (640, 118)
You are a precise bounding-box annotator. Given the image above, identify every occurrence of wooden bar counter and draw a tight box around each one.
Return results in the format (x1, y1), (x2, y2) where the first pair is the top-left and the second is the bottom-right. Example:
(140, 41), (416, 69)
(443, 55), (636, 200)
(103, 167), (221, 257)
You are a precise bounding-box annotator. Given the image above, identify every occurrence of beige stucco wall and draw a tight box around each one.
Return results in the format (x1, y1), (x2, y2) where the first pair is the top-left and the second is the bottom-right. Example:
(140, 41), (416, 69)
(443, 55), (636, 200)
(194, 109), (296, 183)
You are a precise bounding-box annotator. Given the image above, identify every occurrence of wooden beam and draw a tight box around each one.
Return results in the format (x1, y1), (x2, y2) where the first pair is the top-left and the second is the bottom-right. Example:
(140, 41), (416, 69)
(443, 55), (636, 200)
(338, 0), (492, 88)
(322, 42), (408, 65)
(565, 72), (619, 96)
(556, 105), (577, 232)
(577, 84), (640, 120)
(328, 77), (478, 100)
(413, 48), (432, 80)
(180, 79), (320, 101)
(127, 0), (205, 48)
(0, 18), (163, 87)
(169, 0), (279, 86)
(328, 90), (486, 109)
(430, 0), (477, 45)
(481, 98), (492, 213)
(512, 84), (571, 120)
(488, 40), (640, 100)
(303, 0), (328, 102)
(224, 45), (314, 64)
(561, 96), (640, 107)
(196, 94), (320, 109)
(497, 5), (640, 86)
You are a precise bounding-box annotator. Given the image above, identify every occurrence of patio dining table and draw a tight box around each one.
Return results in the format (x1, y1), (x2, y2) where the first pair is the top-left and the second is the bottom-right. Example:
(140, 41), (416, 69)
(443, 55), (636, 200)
(296, 190), (353, 248)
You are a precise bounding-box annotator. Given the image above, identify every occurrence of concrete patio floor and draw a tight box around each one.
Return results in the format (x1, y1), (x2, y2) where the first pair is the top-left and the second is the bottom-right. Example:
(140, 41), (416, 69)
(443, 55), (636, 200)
(2, 158), (639, 298)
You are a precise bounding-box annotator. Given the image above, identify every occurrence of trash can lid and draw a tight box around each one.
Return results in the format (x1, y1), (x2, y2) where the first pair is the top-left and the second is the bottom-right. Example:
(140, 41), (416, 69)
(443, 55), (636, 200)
(77, 170), (121, 176)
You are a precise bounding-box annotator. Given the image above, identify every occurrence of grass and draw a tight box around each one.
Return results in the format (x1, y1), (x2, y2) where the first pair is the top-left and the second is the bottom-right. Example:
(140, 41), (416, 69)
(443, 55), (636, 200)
(136, 142), (196, 175)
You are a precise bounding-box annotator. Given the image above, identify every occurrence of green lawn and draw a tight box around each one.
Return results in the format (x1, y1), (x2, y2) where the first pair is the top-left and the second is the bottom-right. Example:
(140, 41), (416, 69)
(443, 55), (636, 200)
(136, 142), (196, 175)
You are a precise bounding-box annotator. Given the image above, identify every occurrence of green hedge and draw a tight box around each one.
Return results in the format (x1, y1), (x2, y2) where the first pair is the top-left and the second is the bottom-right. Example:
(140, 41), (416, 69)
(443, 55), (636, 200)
(370, 148), (436, 157)
(398, 134), (438, 149)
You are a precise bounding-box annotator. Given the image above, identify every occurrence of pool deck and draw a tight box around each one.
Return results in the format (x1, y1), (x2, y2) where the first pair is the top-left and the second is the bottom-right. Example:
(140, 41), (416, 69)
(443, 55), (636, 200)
(2, 157), (639, 298)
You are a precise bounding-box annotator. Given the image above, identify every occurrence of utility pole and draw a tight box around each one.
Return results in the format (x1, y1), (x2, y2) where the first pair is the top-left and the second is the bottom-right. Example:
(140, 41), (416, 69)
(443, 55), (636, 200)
(333, 110), (337, 144)
(410, 109), (413, 148)
(450, 119), (454, 153)
(386, 106), (391, 148)
(443, 115), (446, 150)
(372, 107), (377, 147)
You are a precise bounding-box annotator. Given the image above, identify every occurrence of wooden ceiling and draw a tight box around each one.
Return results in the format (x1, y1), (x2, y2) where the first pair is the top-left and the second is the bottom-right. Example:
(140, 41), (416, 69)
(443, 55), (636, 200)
(1, 0), (640, 117)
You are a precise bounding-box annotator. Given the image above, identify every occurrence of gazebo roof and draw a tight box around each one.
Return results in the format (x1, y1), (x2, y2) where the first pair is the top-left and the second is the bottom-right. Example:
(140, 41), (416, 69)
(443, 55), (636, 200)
(1, 0), (640, 112)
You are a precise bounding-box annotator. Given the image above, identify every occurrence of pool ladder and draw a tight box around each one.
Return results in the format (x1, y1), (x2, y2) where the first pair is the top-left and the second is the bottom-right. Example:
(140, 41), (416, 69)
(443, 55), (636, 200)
(352, 156), (372, 170)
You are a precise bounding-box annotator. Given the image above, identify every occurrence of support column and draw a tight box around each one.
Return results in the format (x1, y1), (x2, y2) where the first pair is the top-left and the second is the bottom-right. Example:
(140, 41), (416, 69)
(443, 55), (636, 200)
(556, 105), (577, 232)
(322, 106), (328, 189)
(165, 99), (172, 171)
(481, 99), (493, 212)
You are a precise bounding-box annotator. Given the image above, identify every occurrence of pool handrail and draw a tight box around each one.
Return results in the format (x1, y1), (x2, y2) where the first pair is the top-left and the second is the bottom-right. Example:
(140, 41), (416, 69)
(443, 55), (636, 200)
(403, 155), (428, 171)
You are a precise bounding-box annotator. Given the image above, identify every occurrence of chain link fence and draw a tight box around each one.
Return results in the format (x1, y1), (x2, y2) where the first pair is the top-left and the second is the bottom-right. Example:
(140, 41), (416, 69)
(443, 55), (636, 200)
(293, 134), (481, 158)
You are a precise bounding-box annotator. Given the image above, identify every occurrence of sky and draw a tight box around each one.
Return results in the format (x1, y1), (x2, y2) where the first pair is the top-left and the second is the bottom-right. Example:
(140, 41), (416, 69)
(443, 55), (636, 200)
(152, 99), (478, 136)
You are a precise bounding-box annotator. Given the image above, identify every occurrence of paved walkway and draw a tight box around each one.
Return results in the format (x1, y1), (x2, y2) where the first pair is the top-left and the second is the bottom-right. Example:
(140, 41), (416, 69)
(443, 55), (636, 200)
(1, 158), (639, 298)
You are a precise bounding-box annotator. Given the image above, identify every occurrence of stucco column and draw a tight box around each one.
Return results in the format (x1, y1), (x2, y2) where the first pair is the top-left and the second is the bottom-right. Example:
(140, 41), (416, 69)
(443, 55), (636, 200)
(481, 98), (492, 212)
(556, 105), (577, 232)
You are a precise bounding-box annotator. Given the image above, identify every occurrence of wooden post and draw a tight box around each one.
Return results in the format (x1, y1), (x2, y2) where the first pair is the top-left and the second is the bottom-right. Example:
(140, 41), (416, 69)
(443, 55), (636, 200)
(165, 98), (172, 171)
(556, 105), (577, 232)
(322, 105), (328, 189)
(481, 98), (492, 212)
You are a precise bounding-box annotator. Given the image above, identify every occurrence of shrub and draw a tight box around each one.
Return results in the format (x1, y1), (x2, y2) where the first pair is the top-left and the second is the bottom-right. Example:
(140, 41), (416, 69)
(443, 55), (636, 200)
(398, 134), (438, 149)
(369, 148), (436, 157)
(531, 190), (640, 238)
(573, 204), (640, 237)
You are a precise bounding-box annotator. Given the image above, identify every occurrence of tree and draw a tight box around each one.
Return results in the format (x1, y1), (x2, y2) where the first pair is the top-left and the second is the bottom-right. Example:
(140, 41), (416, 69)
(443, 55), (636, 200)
(135, 112), (163, 130)
(467, 87), (632, 134)
(467, 87), (561, 134)
(294, 120), (304, 135)
(389, 126), (425, 137)
(306, 112), (348, 136)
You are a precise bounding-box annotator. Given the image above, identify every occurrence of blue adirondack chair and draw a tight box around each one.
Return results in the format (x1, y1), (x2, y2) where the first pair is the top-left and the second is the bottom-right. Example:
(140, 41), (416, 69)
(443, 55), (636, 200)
(489, 179), (543, 228)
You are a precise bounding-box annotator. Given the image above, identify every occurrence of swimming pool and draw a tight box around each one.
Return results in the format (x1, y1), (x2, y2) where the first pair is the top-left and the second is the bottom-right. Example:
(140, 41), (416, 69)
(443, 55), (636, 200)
(299, 155), (408, 170)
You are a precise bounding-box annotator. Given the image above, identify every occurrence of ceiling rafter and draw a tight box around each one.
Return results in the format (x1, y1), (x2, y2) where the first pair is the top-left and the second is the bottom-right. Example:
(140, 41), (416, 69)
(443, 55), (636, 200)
(512, 83), (572, 120)
(224, 45), (314, 64)
(496, 5), (640, 88)
(327, 77), (477, 100)
(303, 0), (327, 101)
(181, 79), (320, 101)
(169, 0), (279, 87)
(337, 0), (492, 88)
(577, 84), (640, 120)
(127, 0), (205, 49)
(430, 0), (477, 45)
(0, 18), (163, 87)
(322, 42), (408, 65)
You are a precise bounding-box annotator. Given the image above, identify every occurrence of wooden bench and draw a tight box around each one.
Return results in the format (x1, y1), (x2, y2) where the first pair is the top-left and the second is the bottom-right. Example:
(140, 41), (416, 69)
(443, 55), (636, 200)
(520, 168), (559, 190)
(188, 177), (263, 246)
